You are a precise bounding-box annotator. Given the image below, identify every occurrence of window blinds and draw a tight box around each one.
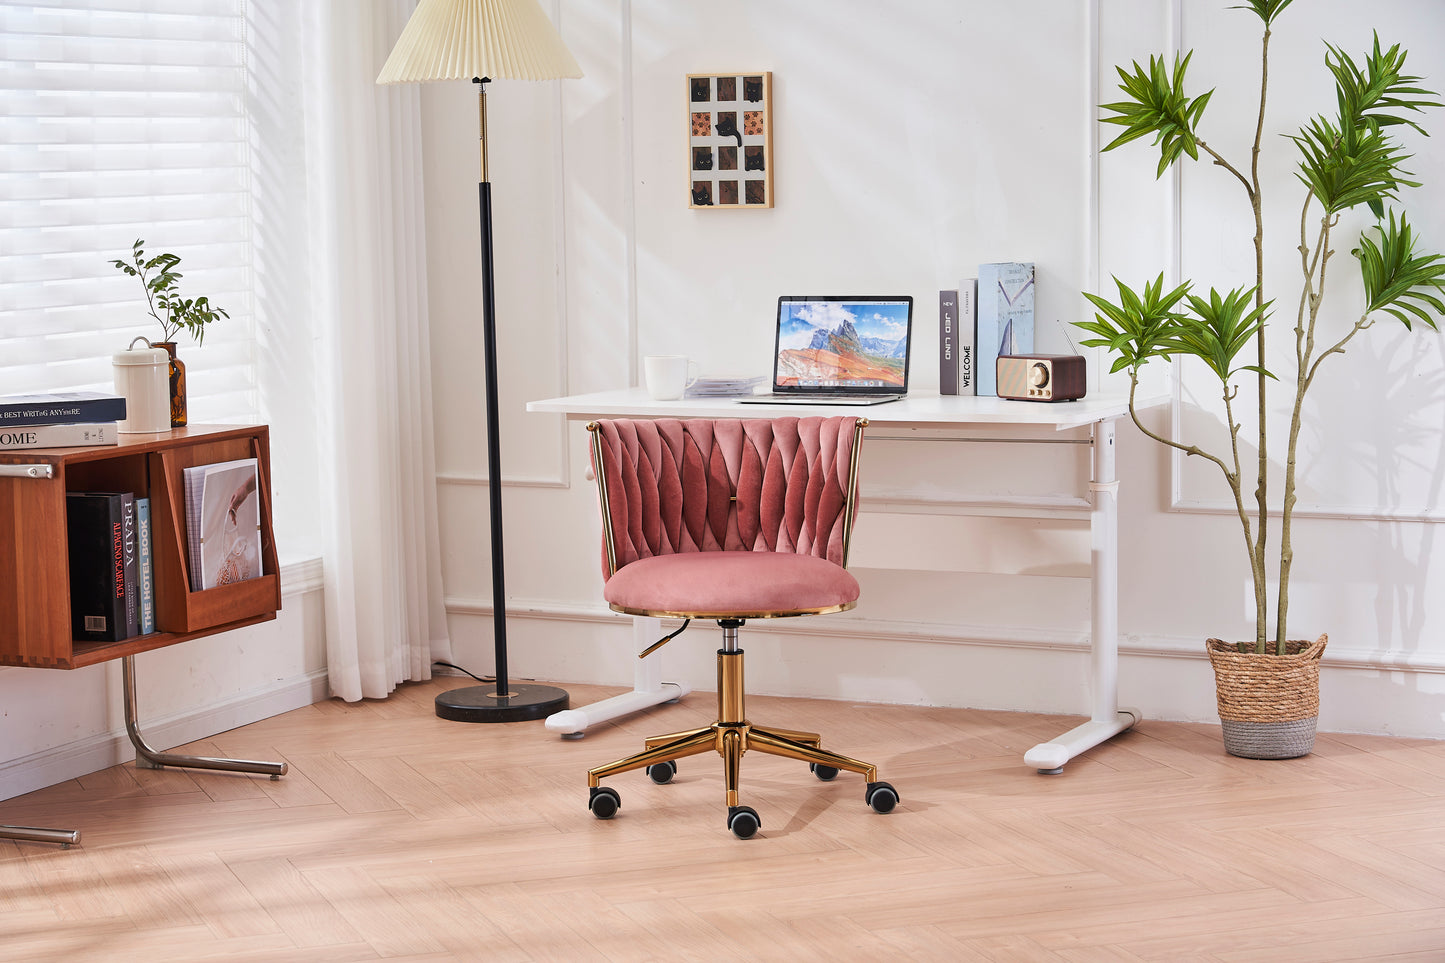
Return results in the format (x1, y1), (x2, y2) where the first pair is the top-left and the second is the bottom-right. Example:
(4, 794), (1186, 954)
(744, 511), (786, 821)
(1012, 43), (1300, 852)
(0, 0), (257, 424)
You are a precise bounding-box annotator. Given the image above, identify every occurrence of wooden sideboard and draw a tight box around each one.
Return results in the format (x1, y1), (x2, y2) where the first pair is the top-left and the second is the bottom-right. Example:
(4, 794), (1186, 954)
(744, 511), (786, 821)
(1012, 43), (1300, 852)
(0, 424), (281, 669)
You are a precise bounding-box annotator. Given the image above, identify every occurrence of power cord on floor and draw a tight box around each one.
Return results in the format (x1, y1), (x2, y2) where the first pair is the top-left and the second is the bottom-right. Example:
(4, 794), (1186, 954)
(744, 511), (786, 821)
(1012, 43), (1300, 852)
(431, 662), (548, 684)
(432, 661), (494, 683)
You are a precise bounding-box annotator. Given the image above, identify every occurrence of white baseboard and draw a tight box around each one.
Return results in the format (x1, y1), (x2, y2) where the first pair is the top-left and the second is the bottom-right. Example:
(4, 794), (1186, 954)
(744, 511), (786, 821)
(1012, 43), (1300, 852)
(0, 668), (331, 803)
(444, 595), (1445, 676)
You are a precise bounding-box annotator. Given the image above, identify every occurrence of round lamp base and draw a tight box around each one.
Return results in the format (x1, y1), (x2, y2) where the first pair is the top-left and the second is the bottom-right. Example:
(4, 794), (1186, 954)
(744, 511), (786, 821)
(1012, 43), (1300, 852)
(434, 683), (569, 723)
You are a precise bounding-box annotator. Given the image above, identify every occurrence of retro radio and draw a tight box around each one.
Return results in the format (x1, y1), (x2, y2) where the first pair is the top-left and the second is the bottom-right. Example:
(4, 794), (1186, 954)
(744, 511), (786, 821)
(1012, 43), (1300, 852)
(996, 354), (1087, 402)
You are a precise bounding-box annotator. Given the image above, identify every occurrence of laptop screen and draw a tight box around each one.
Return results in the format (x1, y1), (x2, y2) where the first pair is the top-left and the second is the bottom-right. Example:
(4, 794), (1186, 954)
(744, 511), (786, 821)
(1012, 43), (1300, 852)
(772, 295), (913, 393)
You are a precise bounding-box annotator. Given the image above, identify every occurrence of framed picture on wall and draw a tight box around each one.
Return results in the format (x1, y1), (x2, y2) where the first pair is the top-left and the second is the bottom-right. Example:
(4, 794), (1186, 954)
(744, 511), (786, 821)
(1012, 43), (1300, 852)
(688, 71), (772, 209)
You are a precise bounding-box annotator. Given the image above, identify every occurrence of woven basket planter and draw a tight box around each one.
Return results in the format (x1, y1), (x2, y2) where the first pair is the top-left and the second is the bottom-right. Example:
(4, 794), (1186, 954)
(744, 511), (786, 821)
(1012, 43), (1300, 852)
(1205, 634), (1327, 759)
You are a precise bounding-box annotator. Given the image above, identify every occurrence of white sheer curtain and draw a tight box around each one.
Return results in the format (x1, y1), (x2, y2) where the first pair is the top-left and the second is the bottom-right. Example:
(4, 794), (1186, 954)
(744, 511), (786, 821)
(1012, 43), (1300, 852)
(302, 0), (452, 701)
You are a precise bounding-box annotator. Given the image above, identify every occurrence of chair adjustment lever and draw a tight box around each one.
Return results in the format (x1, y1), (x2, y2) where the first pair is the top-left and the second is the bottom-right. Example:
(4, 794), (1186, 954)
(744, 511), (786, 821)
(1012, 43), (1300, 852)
(639, 619), (691, 658)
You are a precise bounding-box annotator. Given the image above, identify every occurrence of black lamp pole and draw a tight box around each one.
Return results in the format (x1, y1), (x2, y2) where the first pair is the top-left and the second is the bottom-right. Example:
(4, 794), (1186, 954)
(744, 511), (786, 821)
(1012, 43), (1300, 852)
(433, 78), (568, 723)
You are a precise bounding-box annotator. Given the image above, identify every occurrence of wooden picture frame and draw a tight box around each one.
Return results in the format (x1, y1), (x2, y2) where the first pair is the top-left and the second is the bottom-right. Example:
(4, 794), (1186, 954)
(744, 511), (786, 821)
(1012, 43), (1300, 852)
(688, 71), (772, 209)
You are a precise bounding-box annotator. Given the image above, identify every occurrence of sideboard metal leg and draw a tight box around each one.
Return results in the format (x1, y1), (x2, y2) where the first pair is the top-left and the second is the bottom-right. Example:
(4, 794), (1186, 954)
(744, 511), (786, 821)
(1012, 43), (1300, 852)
(0, 825), (80, 848)
(122, 655), (287, 779)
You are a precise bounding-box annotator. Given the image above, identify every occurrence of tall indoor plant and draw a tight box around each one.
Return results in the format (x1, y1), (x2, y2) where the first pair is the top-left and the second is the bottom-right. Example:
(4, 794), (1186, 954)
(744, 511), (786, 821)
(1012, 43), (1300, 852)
(110, 239), (229, 427)
(1078, 0), (1445, 756)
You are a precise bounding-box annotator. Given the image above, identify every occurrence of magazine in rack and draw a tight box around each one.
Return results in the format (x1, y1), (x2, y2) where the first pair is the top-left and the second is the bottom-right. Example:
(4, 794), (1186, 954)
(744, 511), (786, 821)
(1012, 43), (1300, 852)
(184, 457), (262, 591)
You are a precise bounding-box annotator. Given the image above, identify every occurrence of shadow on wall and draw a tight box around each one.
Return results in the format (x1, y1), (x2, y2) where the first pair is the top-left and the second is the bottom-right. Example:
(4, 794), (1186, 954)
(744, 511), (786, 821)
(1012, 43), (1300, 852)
(1173, 323), (1445, 733)
(1326, 332), (1445, 716)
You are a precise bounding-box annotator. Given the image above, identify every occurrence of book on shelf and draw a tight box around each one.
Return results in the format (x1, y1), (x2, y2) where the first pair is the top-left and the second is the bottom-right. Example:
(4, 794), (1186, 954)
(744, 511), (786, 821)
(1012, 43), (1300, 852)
(957, 278), (977, 396)
(938, 289), (959, 395)
(65, 491), (134, 642)
(121, 493), (139, 637)
(0, 391), (126, 427)
(0, 422), (118, 450)
(136, 496), (155, 635)
(184, 457), (262, 591)
(975, 262), (1035, 397)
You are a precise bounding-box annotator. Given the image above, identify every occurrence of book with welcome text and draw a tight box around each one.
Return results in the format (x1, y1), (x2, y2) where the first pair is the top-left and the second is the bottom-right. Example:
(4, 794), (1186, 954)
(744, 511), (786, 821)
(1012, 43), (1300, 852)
(957, 278), (977, 396)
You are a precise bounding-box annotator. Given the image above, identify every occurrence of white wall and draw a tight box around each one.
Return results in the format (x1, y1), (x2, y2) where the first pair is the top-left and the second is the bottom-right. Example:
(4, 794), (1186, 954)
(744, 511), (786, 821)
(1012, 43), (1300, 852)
(425, 0), (1445, 741)
(0, 568), (328, 801)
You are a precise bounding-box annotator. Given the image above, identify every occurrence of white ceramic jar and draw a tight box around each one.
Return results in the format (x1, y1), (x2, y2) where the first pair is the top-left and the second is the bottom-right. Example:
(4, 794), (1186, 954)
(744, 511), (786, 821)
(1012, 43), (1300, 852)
(112, 337), (171, 433)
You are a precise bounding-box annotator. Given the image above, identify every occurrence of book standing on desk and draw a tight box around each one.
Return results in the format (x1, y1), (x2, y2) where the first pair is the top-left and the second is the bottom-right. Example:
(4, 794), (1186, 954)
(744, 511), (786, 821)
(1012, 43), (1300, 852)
(957, 278), (977, 395)
(976, 262), (1035, 397)
(939, 289), (959, 395)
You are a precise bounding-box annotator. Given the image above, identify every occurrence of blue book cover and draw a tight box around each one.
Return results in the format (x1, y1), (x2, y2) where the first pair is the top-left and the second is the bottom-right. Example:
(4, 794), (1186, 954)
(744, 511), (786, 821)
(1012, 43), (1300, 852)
(137, 496), (155, 634)
(0, 391), (126, 427)
(975, 263), (1035, 396)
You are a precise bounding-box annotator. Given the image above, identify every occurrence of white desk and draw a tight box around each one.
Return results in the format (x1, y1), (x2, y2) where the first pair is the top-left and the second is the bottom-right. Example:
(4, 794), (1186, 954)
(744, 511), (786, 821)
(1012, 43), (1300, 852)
(527, 387), (1147, 772)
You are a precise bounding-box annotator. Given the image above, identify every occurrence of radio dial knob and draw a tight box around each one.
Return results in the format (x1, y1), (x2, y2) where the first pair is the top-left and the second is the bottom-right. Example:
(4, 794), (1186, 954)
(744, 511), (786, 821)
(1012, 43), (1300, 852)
(1029, 362), (1050, 388)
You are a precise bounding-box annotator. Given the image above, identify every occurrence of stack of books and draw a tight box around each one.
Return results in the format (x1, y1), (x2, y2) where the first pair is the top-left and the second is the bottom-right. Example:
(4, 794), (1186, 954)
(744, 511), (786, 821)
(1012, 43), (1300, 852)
(939, 263), (1036, 397)
(65, 490), (155, 640)
(684, 375), (768, 398)
(0, 391), (125, 451)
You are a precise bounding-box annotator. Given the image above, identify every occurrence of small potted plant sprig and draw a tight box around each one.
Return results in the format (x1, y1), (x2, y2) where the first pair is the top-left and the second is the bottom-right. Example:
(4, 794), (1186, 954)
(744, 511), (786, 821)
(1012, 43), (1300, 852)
(111, 239), (229, 426)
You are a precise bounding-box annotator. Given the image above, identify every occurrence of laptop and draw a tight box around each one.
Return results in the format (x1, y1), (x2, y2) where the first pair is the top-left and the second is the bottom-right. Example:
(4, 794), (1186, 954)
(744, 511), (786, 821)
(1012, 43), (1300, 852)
(739, 295), (913, 406)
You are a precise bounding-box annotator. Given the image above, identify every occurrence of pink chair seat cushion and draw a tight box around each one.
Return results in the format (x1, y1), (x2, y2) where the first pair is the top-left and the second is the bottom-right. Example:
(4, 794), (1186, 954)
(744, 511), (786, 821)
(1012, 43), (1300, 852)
(603, 551), (860, 618)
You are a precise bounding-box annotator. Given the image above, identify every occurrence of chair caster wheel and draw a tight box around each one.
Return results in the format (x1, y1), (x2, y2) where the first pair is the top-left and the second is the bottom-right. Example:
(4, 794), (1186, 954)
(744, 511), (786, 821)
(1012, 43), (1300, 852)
(865, 781), (899, 814)
(589, 786), (621, 819)
(646, 761), (677, 784)
(727, 805), (761, 839)
(809, 762), (839, 781)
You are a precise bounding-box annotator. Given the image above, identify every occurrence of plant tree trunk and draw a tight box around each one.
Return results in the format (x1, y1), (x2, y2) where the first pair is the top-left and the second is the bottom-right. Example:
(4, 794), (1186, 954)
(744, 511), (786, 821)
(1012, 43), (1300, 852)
(1250, 24), (1274, 651)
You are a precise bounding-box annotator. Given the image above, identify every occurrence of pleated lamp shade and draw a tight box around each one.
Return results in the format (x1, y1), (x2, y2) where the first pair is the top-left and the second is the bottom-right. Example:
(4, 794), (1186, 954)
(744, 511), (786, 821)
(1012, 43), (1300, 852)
(376, 0), (582, 85)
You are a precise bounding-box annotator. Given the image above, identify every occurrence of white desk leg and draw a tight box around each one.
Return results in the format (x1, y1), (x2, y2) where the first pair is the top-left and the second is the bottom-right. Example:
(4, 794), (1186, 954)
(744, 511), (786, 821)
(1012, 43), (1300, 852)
(545, 616), (692, 736)
(1024, 418), (1140, 772)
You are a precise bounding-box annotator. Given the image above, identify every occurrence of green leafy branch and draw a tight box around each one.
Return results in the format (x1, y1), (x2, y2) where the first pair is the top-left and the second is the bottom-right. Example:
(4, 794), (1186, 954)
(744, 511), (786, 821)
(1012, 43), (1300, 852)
(1083, 2), (1445, 653)
(110, 239), (229, 346)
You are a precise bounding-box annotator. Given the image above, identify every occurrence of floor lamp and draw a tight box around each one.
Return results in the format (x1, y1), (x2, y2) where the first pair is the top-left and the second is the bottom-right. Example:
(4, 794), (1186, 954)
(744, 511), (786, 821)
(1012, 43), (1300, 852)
(378, 0), (579, 722)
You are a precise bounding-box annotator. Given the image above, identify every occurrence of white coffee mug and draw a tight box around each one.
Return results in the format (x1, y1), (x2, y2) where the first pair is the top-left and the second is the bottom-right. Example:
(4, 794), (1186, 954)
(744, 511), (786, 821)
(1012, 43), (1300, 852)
(644, 355), (699, 401)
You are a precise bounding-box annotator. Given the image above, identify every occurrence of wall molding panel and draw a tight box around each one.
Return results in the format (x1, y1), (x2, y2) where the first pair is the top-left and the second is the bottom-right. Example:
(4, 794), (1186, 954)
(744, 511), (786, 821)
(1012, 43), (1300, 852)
(444, 595), (1445, 677)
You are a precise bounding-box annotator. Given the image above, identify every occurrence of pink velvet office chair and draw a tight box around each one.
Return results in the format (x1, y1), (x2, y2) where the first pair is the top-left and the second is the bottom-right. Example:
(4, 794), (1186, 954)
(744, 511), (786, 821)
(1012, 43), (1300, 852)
(583, 416), (898, 838)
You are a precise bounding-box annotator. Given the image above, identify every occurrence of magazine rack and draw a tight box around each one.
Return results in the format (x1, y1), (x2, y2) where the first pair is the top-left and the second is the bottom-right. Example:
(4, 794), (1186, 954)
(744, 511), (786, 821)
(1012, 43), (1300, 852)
(0, 425), (285, 846)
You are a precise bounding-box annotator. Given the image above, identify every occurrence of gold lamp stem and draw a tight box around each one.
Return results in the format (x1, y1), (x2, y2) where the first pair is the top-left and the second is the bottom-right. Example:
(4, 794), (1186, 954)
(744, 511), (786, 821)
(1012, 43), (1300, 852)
(474, 76), (490, 183)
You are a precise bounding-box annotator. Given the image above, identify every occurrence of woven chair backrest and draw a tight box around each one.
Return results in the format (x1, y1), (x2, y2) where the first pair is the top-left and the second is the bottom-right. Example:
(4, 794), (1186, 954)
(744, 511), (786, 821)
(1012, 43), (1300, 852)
(590, 416), (863, 578)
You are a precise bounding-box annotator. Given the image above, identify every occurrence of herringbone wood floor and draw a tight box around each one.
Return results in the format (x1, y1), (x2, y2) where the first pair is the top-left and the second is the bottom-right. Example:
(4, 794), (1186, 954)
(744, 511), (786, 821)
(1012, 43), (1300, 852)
(3, 678), (1444, 961)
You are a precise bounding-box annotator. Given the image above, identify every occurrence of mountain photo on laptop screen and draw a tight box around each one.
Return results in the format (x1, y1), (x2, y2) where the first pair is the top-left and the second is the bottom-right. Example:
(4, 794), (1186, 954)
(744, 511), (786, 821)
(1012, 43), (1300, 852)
(776, 299), (910, 388)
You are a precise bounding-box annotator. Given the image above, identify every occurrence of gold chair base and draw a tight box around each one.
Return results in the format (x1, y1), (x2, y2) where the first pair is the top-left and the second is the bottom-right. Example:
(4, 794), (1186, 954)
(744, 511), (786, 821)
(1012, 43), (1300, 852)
(587, 647), (879, 810)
